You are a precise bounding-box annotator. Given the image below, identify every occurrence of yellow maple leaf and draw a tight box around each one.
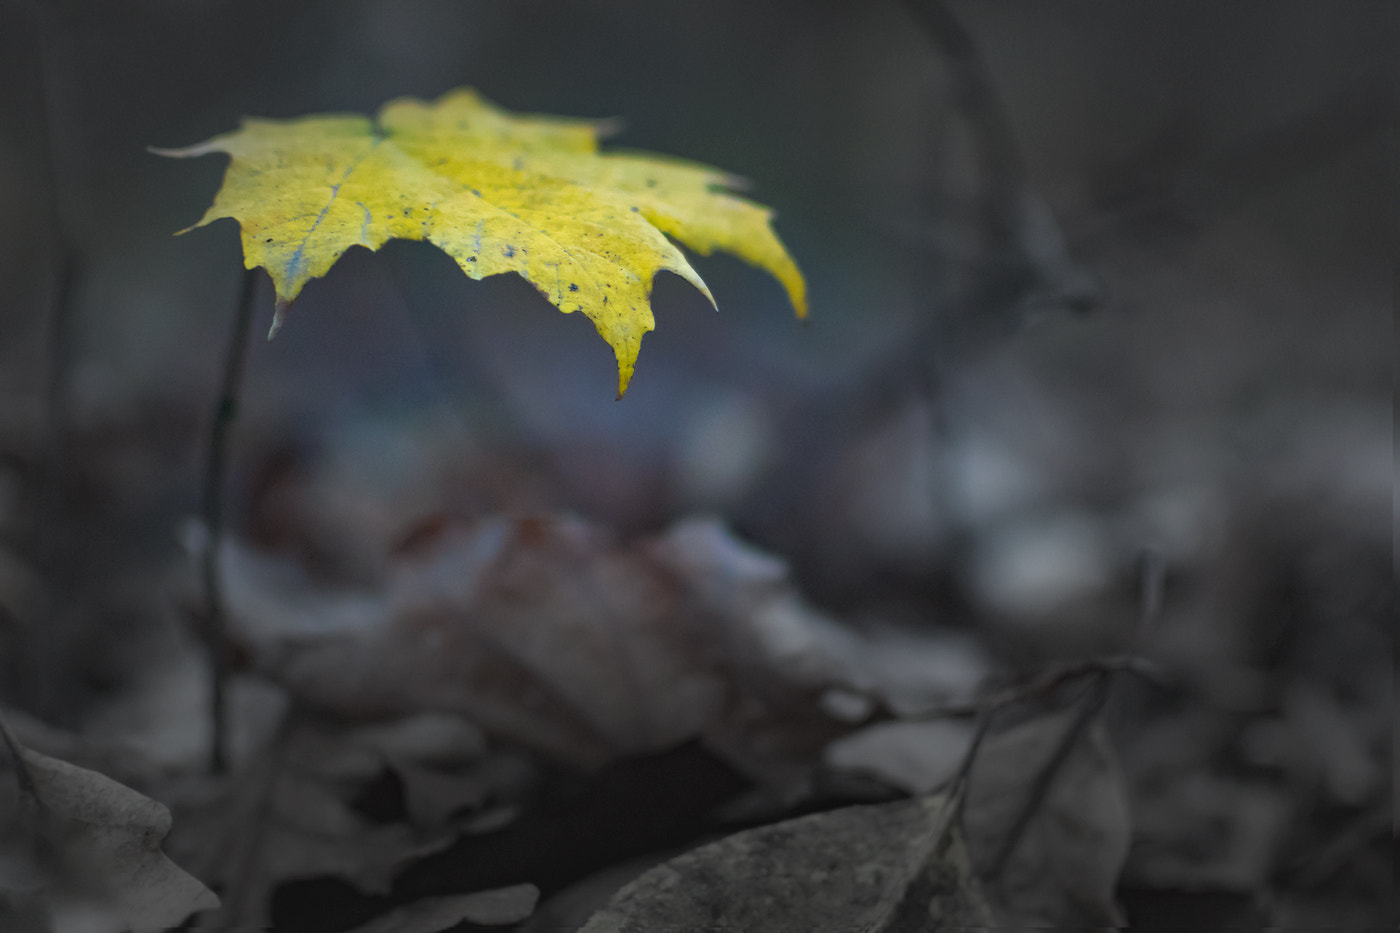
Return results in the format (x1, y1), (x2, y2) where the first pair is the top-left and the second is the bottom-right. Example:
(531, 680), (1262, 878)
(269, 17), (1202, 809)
(155, 88), (807, 396)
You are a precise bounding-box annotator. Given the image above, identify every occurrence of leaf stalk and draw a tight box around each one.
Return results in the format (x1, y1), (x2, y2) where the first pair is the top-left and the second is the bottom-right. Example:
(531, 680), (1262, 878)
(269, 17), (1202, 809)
(202, 267), (257, 774)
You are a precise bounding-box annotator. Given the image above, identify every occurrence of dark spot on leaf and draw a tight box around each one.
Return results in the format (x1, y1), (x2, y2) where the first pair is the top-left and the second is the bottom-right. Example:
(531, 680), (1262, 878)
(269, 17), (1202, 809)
(471, 189), (481, 197)
(569, 283), (578, 292)
(504, 246), (516, 258)
(466, 256), (476, 262)
(630, 206), (639, 212)
(266, 237), (273, 243)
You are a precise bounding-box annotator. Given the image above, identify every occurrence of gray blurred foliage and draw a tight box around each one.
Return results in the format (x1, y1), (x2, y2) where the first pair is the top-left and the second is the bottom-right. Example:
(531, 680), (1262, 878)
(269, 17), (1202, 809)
(215, 514), (986, 781)
(339, 885), (539, 933)
(0, 0), (1391, 930)
(0, 718), (218, 933)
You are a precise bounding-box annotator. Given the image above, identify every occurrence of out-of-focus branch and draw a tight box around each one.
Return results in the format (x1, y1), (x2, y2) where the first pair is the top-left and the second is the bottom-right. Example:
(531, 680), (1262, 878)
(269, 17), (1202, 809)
(17, 0), (85, 724)
(202, 267), (258, 774)
(1076, 80), (1391, 249)
(900, 0), (1025, 251)
(983, 548), (1166, 879)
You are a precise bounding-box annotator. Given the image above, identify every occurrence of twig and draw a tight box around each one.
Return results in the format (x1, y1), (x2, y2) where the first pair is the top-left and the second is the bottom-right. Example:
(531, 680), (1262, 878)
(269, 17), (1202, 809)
(736, 0), (1098, 573)
(29, 0), (79, 490)
(202, 267), (258, 774)
(26, 242), (81, 722)
(1073, 81), (1390, 251)
(942, 704), (995, 835)
(1135, 546), (1166, 637)
(906, 653), (1170, 722)
(985, 547), (1168, 879)
(16, 0), (84, 725)
(986, 671), (1110, 878)
(195, 703), (297, 930)
(899, 0), (1024, 249)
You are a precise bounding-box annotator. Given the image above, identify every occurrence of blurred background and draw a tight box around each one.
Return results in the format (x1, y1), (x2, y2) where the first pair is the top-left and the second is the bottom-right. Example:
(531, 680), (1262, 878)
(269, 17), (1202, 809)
(0, 0), (1391, 926)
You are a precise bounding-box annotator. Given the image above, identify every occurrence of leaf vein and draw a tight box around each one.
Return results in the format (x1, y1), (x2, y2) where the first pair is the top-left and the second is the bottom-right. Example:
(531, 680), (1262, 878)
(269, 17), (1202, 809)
(285, 137), (383, 283)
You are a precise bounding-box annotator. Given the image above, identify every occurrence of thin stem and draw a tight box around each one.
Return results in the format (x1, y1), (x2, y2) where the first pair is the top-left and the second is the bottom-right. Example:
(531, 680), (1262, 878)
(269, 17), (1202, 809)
(906, 653), (1169, 722)
(986, 672), (1110, 879)
(15, 0), (83, 724)
(26, 242), (81, 723)
(985, 547), (1169, 879)
(944, 703), (995, 834)
(202, 267), (258, 774)
(195, 704), (296, 930)
(900, 0), (1025, 248)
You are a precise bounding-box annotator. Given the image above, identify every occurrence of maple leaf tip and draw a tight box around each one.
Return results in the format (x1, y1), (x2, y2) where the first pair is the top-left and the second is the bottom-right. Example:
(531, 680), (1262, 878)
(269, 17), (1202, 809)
(595, 116), (626, 139)
(148, 141), (215, 159)
(720, 172), (753, 192)
(268, 299), (291, 339)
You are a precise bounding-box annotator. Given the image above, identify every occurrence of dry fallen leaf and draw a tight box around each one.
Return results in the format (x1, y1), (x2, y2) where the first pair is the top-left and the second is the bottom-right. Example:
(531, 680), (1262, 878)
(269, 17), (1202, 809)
(578, 793), (990, 933)
(155, 88), (806, 395)
(219, 515), (980, 785)
(821, 704), (1132, 927)
(0, 720), (218, 933)
(964, 710), (1131, 927)
(166, 711), (507, 929)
